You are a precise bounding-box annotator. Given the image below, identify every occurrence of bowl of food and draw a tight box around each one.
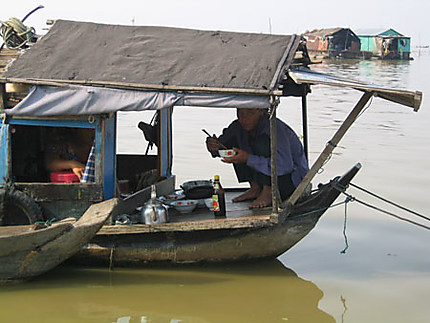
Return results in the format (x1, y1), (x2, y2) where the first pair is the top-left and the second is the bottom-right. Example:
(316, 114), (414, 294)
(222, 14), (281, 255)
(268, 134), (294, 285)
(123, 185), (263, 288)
(158, 190), (185, 206)
(204, 197), (214, 211)
(168, 189), (185, 199)
(171, 199), (198, 214)
(218, 149), (236, 158)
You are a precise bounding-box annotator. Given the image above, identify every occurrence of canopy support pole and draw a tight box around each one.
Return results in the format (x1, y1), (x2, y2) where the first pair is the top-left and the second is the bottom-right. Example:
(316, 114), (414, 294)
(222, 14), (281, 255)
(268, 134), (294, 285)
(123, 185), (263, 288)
(269, 96), (281, 216)
(285, 91), (374, 208)
(301, 92), (309, 161)
(0, 84), (5, 111)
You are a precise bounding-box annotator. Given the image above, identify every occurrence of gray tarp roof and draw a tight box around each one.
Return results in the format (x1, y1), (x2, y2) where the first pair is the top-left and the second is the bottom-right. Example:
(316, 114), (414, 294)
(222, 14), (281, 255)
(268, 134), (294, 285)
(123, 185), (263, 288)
(3, 20), (298, 93)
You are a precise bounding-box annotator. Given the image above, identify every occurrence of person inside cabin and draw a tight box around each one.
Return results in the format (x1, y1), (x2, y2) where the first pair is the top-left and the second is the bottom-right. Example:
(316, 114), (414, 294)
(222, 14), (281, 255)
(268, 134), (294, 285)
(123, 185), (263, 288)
(205, 108), (309, 209)
(45, 127), (95, 182)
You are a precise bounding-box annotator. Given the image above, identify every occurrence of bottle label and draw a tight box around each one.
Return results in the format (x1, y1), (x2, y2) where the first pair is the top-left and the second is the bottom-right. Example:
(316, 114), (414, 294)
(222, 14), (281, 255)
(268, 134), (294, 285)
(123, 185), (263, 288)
(212, 195), (220, 212)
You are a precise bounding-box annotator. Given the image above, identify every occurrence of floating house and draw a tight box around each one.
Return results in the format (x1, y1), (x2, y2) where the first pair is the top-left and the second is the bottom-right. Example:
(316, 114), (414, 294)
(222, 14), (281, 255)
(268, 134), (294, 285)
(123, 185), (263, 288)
(303, 28), (361, 59)
(359, 28), (412, 60)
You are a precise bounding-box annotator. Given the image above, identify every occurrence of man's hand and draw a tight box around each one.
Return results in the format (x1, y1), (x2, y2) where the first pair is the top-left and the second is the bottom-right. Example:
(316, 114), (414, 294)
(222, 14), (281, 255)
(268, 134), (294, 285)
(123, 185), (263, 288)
(221, 147), (248, 164)
(205, 135), (222, 152)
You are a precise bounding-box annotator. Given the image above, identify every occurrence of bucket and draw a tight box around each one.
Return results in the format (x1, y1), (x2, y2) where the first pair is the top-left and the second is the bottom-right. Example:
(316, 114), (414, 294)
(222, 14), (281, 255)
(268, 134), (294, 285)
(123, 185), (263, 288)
(50, 171), (80, 183)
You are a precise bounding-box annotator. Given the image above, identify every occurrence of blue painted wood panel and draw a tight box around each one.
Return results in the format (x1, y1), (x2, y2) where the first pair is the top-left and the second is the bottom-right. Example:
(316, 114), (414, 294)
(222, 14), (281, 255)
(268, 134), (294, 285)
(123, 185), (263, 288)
(0, 124), (9, 185)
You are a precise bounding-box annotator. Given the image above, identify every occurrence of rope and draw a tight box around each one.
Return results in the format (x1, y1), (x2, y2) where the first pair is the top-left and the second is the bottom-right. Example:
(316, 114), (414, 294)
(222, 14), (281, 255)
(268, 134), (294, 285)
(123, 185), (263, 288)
(33, 218), (58, 230)
(0, 17), (35, 49)
(293, 197), (352, 218)
(341, 190), (430, 231)
(340, 196), (353, 254)
(350, 182), (430, 222)
(34, 217), (58, 227)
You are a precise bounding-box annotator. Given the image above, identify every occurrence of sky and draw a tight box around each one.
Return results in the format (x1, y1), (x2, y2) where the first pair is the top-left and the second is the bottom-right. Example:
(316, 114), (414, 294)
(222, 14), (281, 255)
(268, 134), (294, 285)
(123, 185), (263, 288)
(1, 0), (429, 46)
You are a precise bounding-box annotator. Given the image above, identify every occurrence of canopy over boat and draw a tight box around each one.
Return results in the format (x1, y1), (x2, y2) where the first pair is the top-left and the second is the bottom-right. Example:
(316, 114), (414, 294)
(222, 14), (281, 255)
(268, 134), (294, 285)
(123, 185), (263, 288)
(0, 19), (422, 116)
(1, 20), (305, 115)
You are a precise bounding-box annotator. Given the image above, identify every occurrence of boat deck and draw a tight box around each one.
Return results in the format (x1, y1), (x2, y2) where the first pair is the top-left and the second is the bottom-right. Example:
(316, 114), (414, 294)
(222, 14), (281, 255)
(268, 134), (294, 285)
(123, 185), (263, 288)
(98, 191), (277, 234)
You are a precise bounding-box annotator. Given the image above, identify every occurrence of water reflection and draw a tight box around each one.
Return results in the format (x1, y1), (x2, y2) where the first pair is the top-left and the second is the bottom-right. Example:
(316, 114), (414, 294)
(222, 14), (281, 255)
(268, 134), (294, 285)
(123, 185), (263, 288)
(0, 260), (335, 323)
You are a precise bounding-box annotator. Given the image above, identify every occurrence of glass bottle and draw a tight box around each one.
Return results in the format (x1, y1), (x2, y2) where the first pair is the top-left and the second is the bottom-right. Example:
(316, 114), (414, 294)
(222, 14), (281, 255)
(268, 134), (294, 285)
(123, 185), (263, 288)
(212, 175), (226, 217)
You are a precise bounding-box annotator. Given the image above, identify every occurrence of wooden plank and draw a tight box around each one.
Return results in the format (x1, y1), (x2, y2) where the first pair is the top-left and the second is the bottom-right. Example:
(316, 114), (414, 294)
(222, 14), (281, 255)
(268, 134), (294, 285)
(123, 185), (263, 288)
(101, 190), (275, 233)
(1, 77), (282, 97)
(15, 183), (104, 202)
(98, 214), (274, 234)
(112, 176), (175, 216)
(289, 68), (422, 111)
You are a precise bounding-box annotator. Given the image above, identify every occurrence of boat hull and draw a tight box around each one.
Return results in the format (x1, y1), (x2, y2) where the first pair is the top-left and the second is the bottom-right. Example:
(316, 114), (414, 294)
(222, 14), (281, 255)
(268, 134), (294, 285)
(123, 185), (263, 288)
(78, 212), (321, 265)
(74, 164), (360, 266)
(0, 199), (117, 283)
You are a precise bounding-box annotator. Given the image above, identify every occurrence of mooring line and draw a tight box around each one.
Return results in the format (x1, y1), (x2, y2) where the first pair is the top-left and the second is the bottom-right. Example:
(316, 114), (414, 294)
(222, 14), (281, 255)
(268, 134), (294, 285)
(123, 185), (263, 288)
(294, 198), (350, 218)
(341, 191), (430, 231)
(350, 182), (430, 222)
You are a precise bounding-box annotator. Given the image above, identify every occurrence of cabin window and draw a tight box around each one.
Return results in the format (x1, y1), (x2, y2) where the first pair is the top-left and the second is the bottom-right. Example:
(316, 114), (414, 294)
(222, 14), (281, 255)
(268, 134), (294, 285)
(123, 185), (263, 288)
(10, 125), (95, 183)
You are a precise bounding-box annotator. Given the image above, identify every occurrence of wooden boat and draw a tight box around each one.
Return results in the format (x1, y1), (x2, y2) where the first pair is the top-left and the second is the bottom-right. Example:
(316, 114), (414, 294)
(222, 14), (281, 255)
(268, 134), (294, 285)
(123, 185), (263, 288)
(77, 164), (361, 265)
(0, 20), (422, 267)
(0, 199), (116, 282)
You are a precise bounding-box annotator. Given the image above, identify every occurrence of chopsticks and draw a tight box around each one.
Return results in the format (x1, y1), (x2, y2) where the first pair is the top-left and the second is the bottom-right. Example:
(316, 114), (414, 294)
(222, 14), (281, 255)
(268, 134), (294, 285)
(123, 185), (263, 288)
(202, 129), (228, 149)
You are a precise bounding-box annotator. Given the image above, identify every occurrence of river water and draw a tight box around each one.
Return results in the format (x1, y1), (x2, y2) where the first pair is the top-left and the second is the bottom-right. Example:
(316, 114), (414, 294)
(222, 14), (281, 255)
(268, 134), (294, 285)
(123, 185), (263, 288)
(1, 52), (429, 323)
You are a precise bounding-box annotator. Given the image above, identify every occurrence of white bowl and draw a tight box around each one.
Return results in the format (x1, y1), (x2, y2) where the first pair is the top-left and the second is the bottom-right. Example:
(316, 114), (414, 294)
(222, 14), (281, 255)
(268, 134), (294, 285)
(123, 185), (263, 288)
(171, 199), (198, 214)
(218, 149), (236, 158)
(167, 190), (185, 200)
(158, 190), (185, 206)
(204, 197), (214, 211)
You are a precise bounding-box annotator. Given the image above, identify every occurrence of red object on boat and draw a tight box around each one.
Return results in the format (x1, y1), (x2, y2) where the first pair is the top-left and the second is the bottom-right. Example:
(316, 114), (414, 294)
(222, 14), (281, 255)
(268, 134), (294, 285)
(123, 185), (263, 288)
(50, 171), (80, 183)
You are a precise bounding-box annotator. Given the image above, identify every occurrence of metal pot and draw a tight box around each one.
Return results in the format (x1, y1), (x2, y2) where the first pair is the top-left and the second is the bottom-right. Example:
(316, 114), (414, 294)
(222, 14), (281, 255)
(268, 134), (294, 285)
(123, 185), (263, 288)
(140, 185), (168, 224)
(180, 180), (213, 199)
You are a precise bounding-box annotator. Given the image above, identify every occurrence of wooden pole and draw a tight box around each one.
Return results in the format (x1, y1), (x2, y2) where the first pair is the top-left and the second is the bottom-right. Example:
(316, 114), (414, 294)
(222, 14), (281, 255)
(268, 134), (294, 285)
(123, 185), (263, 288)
(269, 96), (280, 215)
(301, 93), (309, 161)
(1, 77), (282, 97)
(0, 83), (5, 111)
(286, 91), (374, 208)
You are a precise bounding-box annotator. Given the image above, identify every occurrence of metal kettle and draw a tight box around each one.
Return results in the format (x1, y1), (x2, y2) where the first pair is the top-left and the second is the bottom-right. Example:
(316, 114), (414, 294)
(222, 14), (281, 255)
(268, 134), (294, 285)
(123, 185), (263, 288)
(140, 185), (168, 224)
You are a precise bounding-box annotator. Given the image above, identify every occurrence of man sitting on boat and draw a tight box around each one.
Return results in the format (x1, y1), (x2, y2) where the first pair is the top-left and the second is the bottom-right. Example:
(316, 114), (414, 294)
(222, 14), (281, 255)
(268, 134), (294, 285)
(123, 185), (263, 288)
(205, 108), (309, 208)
